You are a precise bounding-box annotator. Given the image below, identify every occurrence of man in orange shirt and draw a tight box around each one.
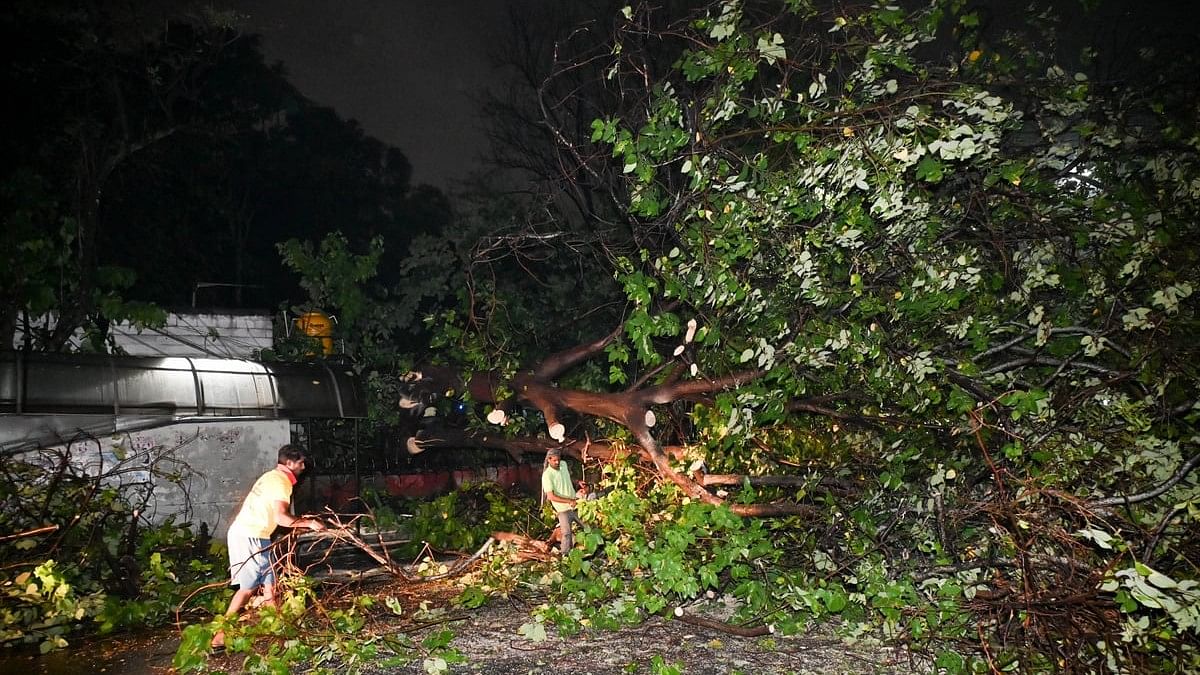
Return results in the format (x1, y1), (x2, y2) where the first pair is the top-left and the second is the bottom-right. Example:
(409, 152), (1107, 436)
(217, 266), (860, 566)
(212, 444), (325, 651)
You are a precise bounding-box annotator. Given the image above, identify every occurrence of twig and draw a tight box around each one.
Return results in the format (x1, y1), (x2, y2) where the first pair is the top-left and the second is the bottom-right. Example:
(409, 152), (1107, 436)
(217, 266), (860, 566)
(1147, 505), (1186, 561)
(1088, 452), (1200, 508)
(309, 527), (414, 580)
(671, 607), (773, 637)
(174, 580), (232, 628)
(0, 524), (59, 542)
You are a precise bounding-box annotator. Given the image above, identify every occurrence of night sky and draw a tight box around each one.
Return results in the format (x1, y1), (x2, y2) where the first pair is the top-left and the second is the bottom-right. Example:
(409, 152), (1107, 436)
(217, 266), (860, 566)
(230, 0), (1200, 193)
(235, 0), (512, 190)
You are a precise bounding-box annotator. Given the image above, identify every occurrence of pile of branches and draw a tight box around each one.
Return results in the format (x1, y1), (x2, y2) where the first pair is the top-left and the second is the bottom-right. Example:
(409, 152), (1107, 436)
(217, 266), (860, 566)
(0, 434), (218, 647)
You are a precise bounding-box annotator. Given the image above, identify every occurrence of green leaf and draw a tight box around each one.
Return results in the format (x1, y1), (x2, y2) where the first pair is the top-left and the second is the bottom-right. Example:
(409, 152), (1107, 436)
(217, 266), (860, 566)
(1075, 528), (1114, 550)
(999, 161), (1025, 185)
(946, 386), (975, 413)
(824, 590), (847, 613)
(915, 156), (944, 183)
(517, 622), (547, 642)
(173, 624), (214, 673)
(935, 650), (966, 674)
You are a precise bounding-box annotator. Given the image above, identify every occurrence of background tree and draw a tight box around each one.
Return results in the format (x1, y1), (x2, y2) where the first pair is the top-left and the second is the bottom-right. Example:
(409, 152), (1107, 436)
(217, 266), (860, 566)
(0, 1), (253, 349)
(103, 102), (449, 310)
(1, 0), (451, 350)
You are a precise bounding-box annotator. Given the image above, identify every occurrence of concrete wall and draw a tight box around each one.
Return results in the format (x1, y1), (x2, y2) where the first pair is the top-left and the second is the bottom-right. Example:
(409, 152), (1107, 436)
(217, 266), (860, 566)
(147, 420), (290, 538)
(13, 312), (274, 359)
(30, 419), (289, 539)
(111, 313), (274, 359)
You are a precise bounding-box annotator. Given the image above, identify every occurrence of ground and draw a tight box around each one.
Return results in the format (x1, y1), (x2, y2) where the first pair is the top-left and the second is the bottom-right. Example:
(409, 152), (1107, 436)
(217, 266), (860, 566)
(363, 595), (918, 674)
(0, 575), (924, 674)
(212, 575), (919, 674)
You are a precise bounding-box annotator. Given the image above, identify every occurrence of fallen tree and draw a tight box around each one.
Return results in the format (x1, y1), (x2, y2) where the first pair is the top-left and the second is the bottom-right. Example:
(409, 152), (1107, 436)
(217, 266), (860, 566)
(382, 0), (1200, 670)
(254, 0), (1200, 670)
(402, 332), (826, 518)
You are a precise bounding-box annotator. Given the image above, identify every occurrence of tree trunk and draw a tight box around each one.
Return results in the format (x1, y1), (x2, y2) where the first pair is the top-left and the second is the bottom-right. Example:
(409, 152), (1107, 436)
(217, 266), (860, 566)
(401, 325), (820, 518)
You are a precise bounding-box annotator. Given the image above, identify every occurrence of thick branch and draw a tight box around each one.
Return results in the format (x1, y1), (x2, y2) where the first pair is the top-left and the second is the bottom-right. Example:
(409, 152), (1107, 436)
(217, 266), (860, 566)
(532, 323), (625, 380)
(1088, 452), (1200, 508)
(407, 428), (688, 462)
(642, 370), (766, 405)
(701, 474), (811, 487)
(981, 354), (1120, 377)
(629, 420), (818, 517)
(0, 524), (59, 543)
(729, 502), (820, 517)
(410, 337), (811, 518)
(491, 531), (554, 563)
(672, 607), (773, 637)
(786, 401), (874, 422)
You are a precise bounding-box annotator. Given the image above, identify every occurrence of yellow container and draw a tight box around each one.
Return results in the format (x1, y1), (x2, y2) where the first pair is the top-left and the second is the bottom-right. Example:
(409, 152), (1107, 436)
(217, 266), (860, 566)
(295, 311), (334, 355)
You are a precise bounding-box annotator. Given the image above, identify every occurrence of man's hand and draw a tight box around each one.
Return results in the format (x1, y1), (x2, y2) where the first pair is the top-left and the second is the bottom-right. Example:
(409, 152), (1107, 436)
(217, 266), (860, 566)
(307, 518), (327, 532)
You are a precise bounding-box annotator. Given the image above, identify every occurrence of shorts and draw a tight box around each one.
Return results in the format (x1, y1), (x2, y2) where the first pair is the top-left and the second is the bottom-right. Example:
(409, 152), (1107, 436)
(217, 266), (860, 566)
(227, 532), (275, 591)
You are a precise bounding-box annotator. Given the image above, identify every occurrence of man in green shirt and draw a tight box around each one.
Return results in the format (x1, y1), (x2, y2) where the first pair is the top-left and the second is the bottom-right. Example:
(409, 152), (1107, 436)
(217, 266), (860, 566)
(541, 447), (583, 558)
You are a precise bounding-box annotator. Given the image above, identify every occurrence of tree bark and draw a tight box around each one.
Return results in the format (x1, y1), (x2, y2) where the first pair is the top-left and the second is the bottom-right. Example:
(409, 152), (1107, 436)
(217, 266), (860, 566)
(406, 429), (689, 463)
(671, 607), (774, 637)
(400, 326), (828, 518)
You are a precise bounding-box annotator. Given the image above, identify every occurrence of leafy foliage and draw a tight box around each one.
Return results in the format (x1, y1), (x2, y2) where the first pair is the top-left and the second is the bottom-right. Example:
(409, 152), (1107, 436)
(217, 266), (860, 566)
(566, 460), (776, 612)
(0, 446), (223, 652)
(428, 0), (1200, 670)
(172, 583), (465, 675)
(565, 0), (1199, 668)
(396, 482), (547, 558)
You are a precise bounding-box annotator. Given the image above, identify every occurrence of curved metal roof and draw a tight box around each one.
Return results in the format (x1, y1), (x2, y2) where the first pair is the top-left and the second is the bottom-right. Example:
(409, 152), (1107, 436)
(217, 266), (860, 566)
(0, 352), (366, 419)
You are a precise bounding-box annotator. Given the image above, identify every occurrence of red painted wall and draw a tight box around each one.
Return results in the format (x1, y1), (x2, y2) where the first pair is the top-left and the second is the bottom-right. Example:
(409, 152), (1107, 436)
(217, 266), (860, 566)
(300, 464), (544, 511)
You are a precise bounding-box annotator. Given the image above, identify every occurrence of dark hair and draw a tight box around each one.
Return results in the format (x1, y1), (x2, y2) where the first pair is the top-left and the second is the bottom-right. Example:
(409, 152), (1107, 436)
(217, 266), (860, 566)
(278, 444), (306, 464)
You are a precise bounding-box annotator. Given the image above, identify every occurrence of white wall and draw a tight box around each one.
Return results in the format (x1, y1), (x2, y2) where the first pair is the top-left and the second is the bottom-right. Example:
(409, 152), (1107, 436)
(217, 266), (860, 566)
(29, 419), (289, 540)
(13, 312), (274, 359)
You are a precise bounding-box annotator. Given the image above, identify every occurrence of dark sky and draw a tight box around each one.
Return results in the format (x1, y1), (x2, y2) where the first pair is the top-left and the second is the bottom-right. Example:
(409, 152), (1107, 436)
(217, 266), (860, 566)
(227, 1), (1199, 193)
(234, 0), (511, 190)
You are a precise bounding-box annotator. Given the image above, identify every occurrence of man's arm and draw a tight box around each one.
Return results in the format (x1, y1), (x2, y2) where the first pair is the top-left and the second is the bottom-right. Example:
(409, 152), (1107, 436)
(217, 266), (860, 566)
(273, 500), (326, 531)
(543, 489), (577, 508)
(542, 466), (578, 508)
